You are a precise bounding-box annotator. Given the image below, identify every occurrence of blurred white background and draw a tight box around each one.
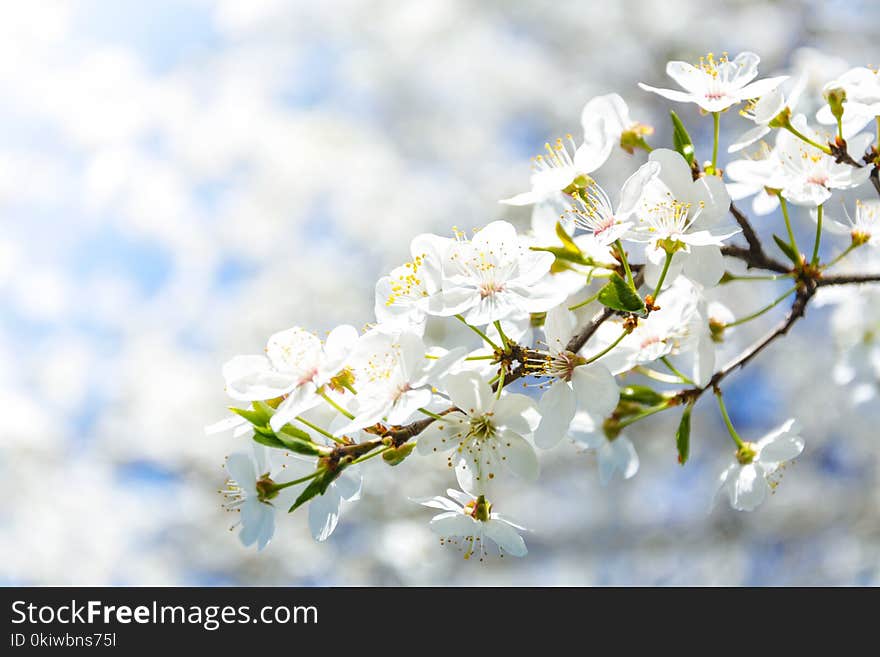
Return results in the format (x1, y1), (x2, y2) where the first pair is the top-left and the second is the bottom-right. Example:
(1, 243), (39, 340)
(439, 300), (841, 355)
(2, 0), (879, 585)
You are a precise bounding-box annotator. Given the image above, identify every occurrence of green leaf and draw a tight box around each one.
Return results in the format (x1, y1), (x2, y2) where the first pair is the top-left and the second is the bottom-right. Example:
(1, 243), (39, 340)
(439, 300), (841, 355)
(252, 431), (287, 450)
(276, 426), (323, 456)
(555, 221), (581, 255)
(288, 466), (344, 513)
(670, 111), (695, 166)
(597, 273), (646, 315)
(619, 385), (666, 406)
(675, 404), (693, 465)
(772, 234), (801, 266)
(229, 405), (270, 427)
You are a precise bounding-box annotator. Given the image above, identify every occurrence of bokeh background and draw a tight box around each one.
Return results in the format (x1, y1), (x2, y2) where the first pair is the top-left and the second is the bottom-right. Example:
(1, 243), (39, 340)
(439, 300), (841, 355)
(2, 0), (880, 585)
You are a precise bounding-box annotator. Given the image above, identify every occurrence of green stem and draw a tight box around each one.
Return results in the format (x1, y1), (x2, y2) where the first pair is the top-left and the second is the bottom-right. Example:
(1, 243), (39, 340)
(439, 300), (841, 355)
(465, 355), (496, 361)
(618, 401), (672, 430)
(583, 329), (628, 365)
(350, 445), (391, 466)
(722, 285), (798, 328)
(456, 315), (499, 350)
(318, 389), (355, 420)
(294, 416), (343, 444)
(493, 320), (511, 349)
(823, 242), (863, 269)
(778, 195), (800, 257)
(272, 469), (322, 491)
(418, 408), (448, 422)
(614, 239), (636, 290)
(811, 203), (823, 266)
(495, 367), (506, 399)
(711, 111), (720, 171)
(568, 290), (602, 311)
(652, 251), (674, 299)
(714, 389), (745, 449)
(634, 365), (688, 384)
(660, 356), (693, 385)
(721, 272), (794, 283)
(783, 124), (832, 154)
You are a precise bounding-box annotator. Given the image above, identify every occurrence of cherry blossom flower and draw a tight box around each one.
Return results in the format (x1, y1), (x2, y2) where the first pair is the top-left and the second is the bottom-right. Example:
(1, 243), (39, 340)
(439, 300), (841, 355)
(569, 411), (639, 485)
(816, 67), (880, 134)
(581, 93), (653, 154)
(716, 419), (804, 511)
(532, 306), (620, 449)
(639, 52), (787, 113)
(428, 220), (565, 325)
(416, 489), (527, 559)
(417, 371), (540, 493)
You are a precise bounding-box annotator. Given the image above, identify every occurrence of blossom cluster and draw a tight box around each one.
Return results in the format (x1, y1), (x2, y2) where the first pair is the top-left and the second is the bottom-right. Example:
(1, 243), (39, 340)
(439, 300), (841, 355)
(208, 52), (880, 559)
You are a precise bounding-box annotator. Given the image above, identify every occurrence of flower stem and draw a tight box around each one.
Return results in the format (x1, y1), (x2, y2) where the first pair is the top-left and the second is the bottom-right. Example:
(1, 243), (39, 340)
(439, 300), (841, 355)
(272, 469), (322, 491)
(722, 285), (798, 328)
(714, 389), (745, 449)
(568, 290), (602, 311)
(711, 111), (720, 171)
(634, 365), (687, 384)
(783, 124), (832, 154)
(660, 356), (693, 385)
(652, 251), (674, 299)
(614, 239), (636, 290)
(811, 203), (823, 266)
(493, 320), (511, 349)
(350, 445), (391, 466)
(295, 415), (343, 444)
(721, 272), (794, 283)
(618, 400), (672, 430)
(418, 408), (448, 422)
(456, 314), (499, 350)
(583, 329), (628, 365)
(495, 367), (506, 399)
(778, 195), (800, 257)
(318, 389), (355, 420)
(823, 242), (862, 269)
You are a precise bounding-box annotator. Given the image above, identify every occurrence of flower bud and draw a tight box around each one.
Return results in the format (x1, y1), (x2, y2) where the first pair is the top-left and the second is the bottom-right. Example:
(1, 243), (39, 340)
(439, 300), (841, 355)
(823, 86), (846, 123)
(382, 442), (416, 466)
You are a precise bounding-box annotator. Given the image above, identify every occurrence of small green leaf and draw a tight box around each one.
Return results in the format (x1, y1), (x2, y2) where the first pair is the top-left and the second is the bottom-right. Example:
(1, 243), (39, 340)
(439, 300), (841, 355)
(252, 431), (287, 450)
(598, 273), (646, 315)
(619, 385), (666, 406)
(676, 404), (693, 465)
(229, 405), (270, 427)
(288, 466), (343, 513)
(555, 221), (581, 255)
(772, 234), (801, 265)
(670, 111), (695, 166)
(276, 426), (323, 456)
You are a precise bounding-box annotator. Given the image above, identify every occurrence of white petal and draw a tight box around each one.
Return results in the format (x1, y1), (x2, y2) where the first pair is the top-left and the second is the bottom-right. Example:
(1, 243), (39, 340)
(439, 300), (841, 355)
(730, 463), (768, 511)
(682, 245), (725, 287)
(223, 355), (295, 401)
(429, 512), (478, 537)
(497, 430), (539, 481)
(617, 161), (661, 217)
(484, 519), (528, 557)
(444, 371), (492, 415)
(638, 82), (697, 105)
(308, 486), (343, 542)
(226, 452), (256, 488)
(493, 392), (539, 435)
(534, 382), (576, 449)
(571, 363), (619, 417)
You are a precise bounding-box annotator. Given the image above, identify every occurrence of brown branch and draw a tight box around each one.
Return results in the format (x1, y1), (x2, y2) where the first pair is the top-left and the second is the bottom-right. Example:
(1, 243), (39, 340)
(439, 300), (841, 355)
(817, 273), (880, 286)
(722, 204), (791, 274)
(729, 202), (763, 256)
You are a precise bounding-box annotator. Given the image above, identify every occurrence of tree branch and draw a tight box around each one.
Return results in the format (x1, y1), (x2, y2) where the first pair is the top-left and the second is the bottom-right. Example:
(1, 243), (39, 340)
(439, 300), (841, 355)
(722, 204), (791, 274)
(817, 273), (880, 286)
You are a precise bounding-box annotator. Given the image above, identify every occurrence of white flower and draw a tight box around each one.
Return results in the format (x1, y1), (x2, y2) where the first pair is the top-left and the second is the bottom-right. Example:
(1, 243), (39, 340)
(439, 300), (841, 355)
(428, 220), (565, 325)
(532, 306), (620, 449)
(776, 114), (873, 206)
(416, 489), (527, 559)
(725, 146), (783, 216)
(817, 67), (880, 135)
(716, 419), (804, 511)
(374, 233), (450, 335)
(569, 411), (639, 485)
(500, 128), (612, 206)
(581, 93), (653, 154)
(631, 149), (736, 288)
(593, 278), (716, 386)
(223, 325), (359, 433)
(569, 161), (661, 246)
(222, 446), (297, 551)
(816, 199), (880, 247)
(638, 52), (787, 113)
(335, 328), (464, 435)
(417, 371), (540, 493)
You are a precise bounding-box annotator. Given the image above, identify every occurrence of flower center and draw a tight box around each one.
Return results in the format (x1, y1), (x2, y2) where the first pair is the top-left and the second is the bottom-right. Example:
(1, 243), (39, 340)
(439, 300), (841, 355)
(736, 442), (758, 465)
(479, 280), (505, 298)
(468, 414), (496, 441)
